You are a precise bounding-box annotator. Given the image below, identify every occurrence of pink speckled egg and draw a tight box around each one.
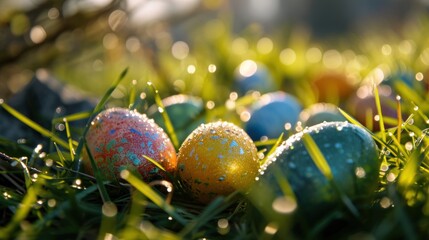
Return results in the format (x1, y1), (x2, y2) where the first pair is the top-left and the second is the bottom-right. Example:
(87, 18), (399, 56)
(83, 107), (177, 182)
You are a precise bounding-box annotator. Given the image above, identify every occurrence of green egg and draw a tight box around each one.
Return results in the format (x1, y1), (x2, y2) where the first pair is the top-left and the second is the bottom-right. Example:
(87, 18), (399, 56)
(147, 94), (204, 144)
(299, 102), (346, 127)
(256, 121), (380, 218)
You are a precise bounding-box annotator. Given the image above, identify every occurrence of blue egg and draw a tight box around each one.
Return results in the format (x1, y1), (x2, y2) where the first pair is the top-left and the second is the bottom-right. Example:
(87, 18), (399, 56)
(383, 71), (414, 88)
(147, 94), (204, 144)
(234, 60), (276, 96)
(245, 91), (302, 141)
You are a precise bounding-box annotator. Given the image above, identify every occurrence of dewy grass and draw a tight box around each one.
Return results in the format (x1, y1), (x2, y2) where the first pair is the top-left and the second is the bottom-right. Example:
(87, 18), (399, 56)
(147, 81), (180, 149)
(0, 101), (70, 149)
(72, 67), (128, 170)
(4, 26), (429, 239)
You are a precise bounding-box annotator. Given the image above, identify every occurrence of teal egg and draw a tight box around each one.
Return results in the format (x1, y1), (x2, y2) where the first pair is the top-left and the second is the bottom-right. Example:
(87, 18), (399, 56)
(299, 103), (346, 127)
(147, 94), (204, 144)
(257, 121), (380, 218)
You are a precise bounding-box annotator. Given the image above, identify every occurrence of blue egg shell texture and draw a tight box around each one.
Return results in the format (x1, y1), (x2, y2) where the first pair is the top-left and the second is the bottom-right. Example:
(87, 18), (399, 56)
(147, 94), (204, 144)
(383, 71), (414, 88)
(299, 102), (346, 127)
(245, 91), (302, 141)
(233, 60), (276, 96)
(258, 121), (380, 217)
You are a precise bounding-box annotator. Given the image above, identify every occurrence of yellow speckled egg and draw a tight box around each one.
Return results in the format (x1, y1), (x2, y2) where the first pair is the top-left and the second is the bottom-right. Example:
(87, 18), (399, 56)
(177, 121), (259, 204)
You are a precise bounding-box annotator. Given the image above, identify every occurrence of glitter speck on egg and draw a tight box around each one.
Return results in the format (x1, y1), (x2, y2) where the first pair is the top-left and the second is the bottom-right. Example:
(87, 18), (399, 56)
(83, 107), (177, 182)
(177, 121), (259, 204)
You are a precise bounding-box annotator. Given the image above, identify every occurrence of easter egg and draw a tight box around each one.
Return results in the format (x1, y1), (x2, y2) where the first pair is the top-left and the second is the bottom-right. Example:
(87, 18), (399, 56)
(312, 71), (355, 103)
(383, 70), (414, 88)
(83, 107), (177, 182)
(257, 121), (380, 218)
(346, 88), (401, 131)
(177, 121), (259, 204)
(245, 91), (302, 141)
(234, 60), (276, 96)
(147, 94), (204, 144)
(299, 102), (346, 127)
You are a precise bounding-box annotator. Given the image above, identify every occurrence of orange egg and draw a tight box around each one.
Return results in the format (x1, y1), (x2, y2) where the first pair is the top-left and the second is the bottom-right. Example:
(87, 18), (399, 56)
(312, 71), (355, 103)
(177, 121), (259, 203)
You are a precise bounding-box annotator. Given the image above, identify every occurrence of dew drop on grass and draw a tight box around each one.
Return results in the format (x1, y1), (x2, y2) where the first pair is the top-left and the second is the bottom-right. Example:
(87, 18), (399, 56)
(380, 163), (389, 172)
(355, 167), (366, 178)
(217, 218), (230, 235)
(47, 199), (57, 208)
(380, 197), (392, 208)
(102, 202), (118, 217)
(405, 141), (413, 151)
(264, 222), (279, 235)
(272, 196), (297, 214)
(414, 106), (419, 111)
(45, 159), (53, 167)
(409, 132), (415, 137)
(386, 172), (396, 182)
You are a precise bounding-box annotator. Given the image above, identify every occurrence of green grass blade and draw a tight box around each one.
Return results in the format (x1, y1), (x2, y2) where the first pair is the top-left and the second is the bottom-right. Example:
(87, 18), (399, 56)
(142, 155), (166, 172)
(120, 169), (187, 225)
(302, 133), (360, 218)
(302, 133), (333, 180)
(398, 146), (424, 189)
(272, 166), (296, 199)
(84, 142), (111, 203)
(147, 82), (180, 149)
(260, 133), (284, 166)
(0, 101), (69, 149)
(339, 107), (398, 157)
(73, 68), (128, 169)
(179, 192), (238, 237)
(254, 138), (281, 147)
(373, 85), (386, 141)
(0, 178), (44, 238)
(32, 184), (99, 229)
(98, 202), (118, 240)
(63, 118), (76, 159)
(11, 157), (33, 189)
(52, 111), (92, 123)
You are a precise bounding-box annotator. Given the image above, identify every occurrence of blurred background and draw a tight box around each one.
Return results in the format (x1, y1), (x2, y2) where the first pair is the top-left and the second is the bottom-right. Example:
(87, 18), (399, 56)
(0, 0), (428, 102)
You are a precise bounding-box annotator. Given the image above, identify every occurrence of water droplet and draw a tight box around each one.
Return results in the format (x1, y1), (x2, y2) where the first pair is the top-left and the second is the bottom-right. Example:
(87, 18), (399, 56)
(102, 202), (118, 217)
(380, 197), (392, 208)
(264, 222), (278, 235)
(405, 142), (413, 151)
(414, 106), (419, 111)
(355, 167), (366, 178)
(386, 172), (396, 182)
(272, 196), (297, 214)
